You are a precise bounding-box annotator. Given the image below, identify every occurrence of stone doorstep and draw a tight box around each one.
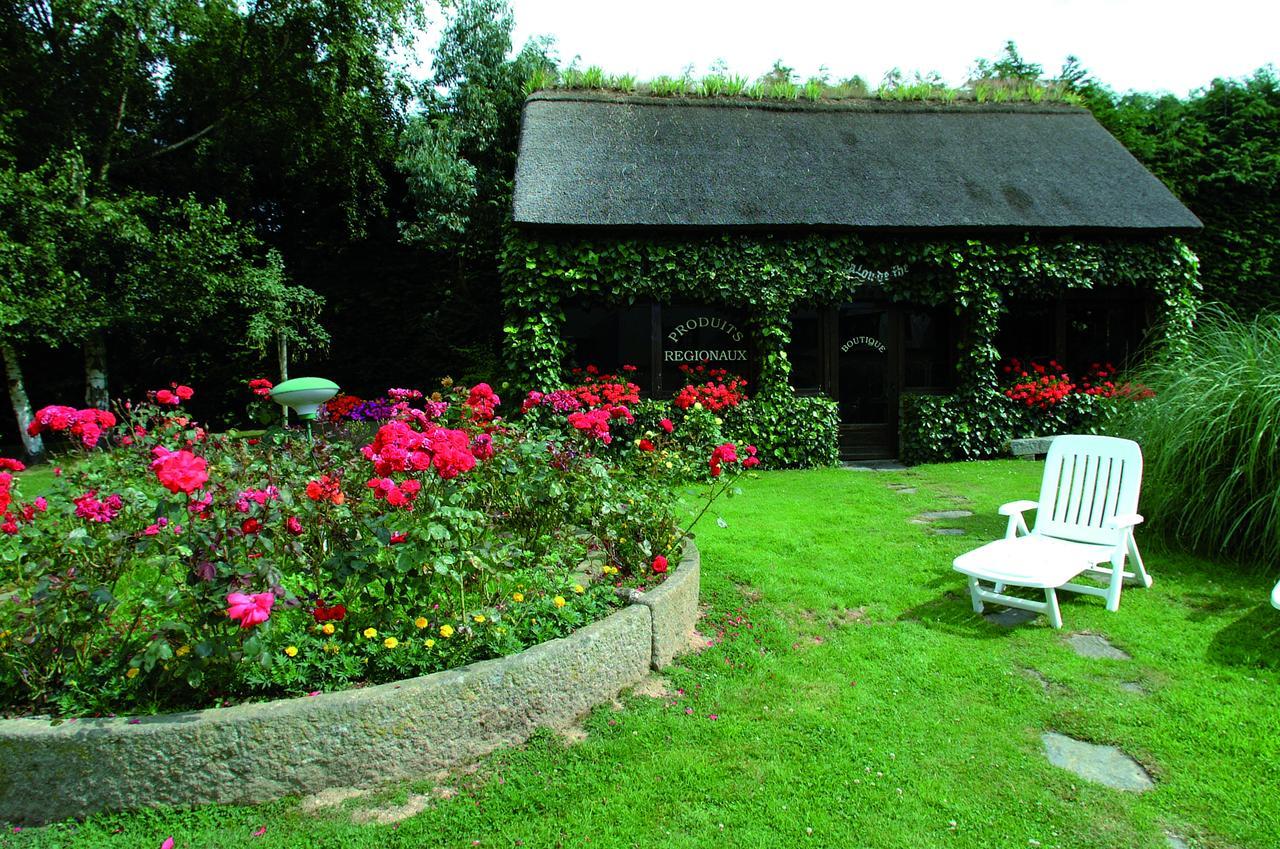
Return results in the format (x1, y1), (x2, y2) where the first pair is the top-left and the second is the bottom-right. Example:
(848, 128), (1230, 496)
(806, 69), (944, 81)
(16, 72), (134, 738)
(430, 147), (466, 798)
(1010, 436), (1057, 457)
(0, 543), (702, 825)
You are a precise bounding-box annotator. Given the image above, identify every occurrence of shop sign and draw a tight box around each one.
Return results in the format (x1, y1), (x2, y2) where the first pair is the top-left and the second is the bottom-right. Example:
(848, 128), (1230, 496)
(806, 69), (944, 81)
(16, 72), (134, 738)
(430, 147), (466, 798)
(664, 315), (748, 363)
(841, 335), (887, 354)
(845, 263), (909, 284)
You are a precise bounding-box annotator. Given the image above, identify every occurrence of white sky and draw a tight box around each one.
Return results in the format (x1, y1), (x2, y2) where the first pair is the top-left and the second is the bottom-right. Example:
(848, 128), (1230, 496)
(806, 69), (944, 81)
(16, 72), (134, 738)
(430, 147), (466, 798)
(504, 0), (1279, 97)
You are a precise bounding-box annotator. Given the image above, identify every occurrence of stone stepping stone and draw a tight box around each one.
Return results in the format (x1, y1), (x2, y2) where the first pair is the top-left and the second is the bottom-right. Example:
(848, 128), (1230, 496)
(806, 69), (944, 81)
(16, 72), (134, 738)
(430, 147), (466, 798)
(1164, 832), (1190, 849)
(931, 527), (966, 536)
(1067, 633), (1131, 660)
(1042, 732), (1154, 792)
(985, 607), (1038, 626)
(1119, 681), (1148, 695)
(918, 510), (973, 520)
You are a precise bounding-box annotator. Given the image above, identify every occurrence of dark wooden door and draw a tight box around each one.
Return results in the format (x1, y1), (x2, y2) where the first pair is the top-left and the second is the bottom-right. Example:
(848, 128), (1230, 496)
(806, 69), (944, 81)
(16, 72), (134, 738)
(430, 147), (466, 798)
(833, 303), (900, 459)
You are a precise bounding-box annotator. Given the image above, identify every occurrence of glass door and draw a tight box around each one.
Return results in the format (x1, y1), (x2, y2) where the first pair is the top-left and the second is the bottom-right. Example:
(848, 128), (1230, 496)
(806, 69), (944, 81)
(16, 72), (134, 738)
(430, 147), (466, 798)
(835, 303), (898, 459)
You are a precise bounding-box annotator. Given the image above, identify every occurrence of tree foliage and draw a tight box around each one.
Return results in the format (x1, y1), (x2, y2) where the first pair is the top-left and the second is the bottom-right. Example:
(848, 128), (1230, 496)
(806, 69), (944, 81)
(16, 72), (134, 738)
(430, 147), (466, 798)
(1077, 66), (1280, 309)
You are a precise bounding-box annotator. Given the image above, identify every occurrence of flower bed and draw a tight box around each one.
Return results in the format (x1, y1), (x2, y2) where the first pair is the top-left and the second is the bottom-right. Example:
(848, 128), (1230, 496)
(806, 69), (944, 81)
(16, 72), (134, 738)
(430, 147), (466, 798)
(0, 376), (753, 719)
(0, 542), (700, 824)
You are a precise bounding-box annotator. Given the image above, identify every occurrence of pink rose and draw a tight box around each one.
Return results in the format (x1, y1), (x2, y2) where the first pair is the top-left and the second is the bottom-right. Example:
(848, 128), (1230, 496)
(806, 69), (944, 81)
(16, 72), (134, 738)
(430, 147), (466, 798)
(225, 592), (275, 629)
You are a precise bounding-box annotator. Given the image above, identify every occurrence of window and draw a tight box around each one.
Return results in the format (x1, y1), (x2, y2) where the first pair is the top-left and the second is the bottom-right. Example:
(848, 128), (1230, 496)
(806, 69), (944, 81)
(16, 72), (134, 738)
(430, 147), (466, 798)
(787, 308), (823, 392)
(659, 305), (750, 393)
(1063, 298), (1149, 373)
(902, 307), (954, 390)
(997, 299), (1058, 366)
(562, 304), (654, 391)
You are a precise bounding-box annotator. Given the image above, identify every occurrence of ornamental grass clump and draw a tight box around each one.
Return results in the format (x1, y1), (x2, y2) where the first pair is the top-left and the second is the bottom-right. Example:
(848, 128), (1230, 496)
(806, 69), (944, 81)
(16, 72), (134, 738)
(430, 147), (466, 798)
(1110, 310), (1280, 574)
(0, 376), (756, 718)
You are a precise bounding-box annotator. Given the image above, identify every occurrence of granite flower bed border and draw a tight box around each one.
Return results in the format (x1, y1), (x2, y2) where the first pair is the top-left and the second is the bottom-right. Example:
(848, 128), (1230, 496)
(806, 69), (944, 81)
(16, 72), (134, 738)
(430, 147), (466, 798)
(0, 542), (701, 825)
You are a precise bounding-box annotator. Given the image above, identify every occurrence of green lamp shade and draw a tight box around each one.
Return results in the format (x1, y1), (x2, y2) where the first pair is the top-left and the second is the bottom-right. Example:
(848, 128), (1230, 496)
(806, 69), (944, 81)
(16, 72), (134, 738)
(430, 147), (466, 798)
(270, 377), (340, 420)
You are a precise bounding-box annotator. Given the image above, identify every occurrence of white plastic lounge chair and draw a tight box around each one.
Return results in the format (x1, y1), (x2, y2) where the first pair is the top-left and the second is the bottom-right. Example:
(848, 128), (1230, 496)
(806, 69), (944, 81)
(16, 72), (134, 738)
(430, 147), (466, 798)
(953, 435), (1151, 628)
(1272, 580), (1280, 610)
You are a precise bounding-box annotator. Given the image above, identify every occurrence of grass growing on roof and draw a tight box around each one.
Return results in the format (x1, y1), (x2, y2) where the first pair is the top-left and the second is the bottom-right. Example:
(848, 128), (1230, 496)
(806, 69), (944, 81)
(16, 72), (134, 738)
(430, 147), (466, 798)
(531, 70), (1082, 105)
(7, 462), (1278, 848)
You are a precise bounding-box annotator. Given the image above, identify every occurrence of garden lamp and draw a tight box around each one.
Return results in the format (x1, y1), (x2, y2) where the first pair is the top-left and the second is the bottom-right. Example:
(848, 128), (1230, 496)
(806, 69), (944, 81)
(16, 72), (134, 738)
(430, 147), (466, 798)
(269, 377), (339, 438)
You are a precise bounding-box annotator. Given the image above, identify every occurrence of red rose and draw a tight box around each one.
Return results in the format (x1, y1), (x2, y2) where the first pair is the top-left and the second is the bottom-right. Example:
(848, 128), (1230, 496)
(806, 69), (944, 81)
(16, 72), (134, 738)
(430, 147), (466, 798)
(286, 516), (303, 535)
(175, 385), (194, 401)
(151, 449), (209, 495)
(155, 389), (179, 406)
(651, 555), (669, 574)
(638, 439), (655, 452)
(241, 517), (262, 535)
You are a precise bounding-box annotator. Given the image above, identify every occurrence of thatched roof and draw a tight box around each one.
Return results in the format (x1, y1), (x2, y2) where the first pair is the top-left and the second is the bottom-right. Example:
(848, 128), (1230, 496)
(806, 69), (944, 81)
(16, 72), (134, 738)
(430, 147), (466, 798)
(512, 93), (1201, 233)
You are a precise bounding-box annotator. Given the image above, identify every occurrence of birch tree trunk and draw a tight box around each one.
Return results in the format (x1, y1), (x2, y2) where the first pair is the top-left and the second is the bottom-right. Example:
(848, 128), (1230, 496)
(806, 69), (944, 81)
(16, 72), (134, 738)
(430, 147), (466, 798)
(277, 333), (289, 383)
(84, 330), (110, 410)
(277, 333), (289, 424)
(2, 339), (45, 459)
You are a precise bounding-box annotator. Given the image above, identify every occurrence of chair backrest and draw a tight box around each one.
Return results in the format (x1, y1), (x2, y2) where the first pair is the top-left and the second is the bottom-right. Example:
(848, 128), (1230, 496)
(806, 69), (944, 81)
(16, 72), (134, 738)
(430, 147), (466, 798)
(1034, 435), (1143, 545)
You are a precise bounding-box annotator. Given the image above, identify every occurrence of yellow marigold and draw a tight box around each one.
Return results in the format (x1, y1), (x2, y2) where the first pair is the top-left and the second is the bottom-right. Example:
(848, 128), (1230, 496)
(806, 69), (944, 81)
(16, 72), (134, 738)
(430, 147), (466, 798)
(440, 624), (455, 638)
(554, 596), (566, 608)
(572, 584), (585, 594)
(383, 636), (399, 650)
(414, 616), (428, 629)
(175, 645), (191, 657)
(473, 614), (486, 623)
(363, 627), (377, 639)
(126, 667), (140, 679)
(322, 623), (336, 636)
(284, 645), (299, 658)
(424, 638), (436, 648)
(512, 592), (524, 603)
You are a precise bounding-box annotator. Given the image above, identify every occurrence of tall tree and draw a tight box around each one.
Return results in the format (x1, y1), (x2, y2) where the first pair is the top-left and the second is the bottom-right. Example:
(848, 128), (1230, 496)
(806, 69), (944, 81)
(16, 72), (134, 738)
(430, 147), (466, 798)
(396, 0), (554, 375)
(0, 1), (418, 429)
(1071, 65), (1280, 309)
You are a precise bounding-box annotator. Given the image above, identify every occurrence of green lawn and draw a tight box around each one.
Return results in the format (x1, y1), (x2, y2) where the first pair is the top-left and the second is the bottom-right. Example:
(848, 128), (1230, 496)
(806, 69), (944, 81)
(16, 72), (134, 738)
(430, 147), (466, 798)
(6, 461), (1279, 848)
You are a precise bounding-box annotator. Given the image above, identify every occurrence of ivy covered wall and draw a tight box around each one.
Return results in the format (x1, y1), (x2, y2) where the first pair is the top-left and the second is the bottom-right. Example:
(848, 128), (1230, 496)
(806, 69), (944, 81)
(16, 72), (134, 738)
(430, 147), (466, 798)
(499, 230), (1199, 463)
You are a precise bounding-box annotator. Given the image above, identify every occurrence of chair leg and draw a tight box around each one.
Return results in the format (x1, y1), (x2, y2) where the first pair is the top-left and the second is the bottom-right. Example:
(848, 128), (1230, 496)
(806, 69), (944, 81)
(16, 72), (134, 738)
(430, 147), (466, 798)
(1044, 588), (1063, 629)
(994, 582), (1006, 593)
(1128, 535), (1153, 588)
(968, 577), (985, 613)
(1105, 555), (1125, 612)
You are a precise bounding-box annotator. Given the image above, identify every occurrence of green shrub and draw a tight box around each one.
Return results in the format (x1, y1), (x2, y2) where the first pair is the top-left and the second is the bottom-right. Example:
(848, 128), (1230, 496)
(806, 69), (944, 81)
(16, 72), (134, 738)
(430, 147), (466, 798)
(722, 393), (839, 469)
(899, 390), (1124, 465)
(1109, 311), (1280, 574)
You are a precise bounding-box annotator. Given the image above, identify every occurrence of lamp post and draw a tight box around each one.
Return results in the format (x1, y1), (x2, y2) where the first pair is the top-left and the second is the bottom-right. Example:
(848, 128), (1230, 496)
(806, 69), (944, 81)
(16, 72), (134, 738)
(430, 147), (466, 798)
(269, 377), (339, 440)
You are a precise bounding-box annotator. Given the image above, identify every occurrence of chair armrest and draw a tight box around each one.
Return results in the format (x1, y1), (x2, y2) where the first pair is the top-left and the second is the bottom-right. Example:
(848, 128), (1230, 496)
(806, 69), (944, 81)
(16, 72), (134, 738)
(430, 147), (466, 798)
(1107, 513), (1145, 530)
(998, 500), (1039, 516)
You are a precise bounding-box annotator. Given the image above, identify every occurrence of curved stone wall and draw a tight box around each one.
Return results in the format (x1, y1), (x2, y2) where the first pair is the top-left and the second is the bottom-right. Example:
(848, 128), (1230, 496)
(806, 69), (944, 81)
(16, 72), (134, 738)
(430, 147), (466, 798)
(0, 542), (700, 824)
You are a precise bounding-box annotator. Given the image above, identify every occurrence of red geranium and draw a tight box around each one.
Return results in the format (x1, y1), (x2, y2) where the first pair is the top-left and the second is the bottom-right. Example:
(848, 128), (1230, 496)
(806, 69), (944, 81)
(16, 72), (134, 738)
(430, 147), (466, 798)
(248, 378), (274, 398)
(313, 603), (347, 623)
